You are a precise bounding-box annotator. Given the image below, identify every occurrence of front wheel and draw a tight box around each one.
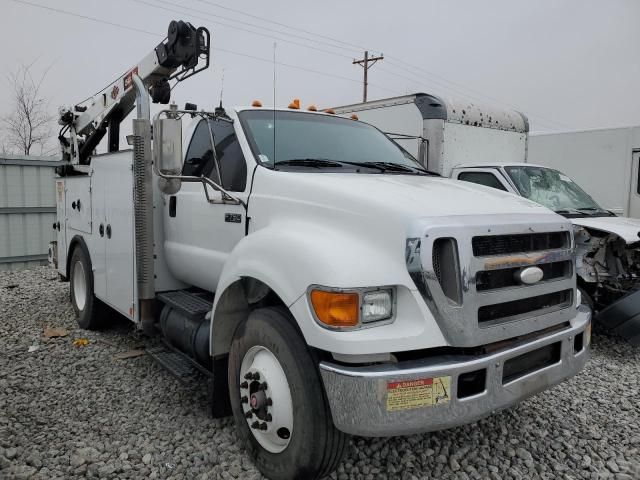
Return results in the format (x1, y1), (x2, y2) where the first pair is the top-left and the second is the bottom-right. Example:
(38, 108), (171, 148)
(228, 307), (347, 479)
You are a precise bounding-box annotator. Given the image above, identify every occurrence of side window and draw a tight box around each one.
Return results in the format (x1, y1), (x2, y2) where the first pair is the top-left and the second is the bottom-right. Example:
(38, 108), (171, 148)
(183, 120), (247, 192)
(458, 171), (507, 191)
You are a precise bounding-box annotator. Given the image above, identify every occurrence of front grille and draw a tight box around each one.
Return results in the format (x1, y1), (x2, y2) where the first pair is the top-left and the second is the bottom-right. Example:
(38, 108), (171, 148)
(478, 289), (572, 325)
(476, 261), (571, 291)
(406, 218), (575, 347)
(472, 232), (570, 257)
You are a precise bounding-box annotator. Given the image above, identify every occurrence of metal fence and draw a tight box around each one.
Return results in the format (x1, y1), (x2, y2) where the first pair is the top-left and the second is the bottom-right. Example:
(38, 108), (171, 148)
(0, 155), (63, 271)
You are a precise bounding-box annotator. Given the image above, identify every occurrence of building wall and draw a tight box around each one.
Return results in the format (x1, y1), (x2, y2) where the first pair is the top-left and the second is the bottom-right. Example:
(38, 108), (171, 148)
(0, 156), (62, 271)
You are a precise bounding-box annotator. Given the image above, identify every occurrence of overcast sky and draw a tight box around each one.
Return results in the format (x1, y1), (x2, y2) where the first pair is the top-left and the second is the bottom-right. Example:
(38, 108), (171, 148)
(2, 0), (639, 142)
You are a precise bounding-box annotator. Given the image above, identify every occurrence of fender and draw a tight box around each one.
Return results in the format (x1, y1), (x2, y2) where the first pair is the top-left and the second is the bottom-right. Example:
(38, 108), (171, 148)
(210, 219), (446, 356)
(66, 234), (90, 279)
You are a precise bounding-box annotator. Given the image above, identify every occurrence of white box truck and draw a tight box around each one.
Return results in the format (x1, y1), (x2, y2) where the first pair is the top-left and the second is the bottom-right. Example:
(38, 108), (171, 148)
(529, 126), (640, 218)
(335, 94), (639, 345)
(52, 30), (591, 480)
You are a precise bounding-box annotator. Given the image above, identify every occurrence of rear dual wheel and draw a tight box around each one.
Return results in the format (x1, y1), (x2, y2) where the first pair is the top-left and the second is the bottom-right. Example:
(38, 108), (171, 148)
(228, 307), (347, 479)
(69, 244), (105, 330)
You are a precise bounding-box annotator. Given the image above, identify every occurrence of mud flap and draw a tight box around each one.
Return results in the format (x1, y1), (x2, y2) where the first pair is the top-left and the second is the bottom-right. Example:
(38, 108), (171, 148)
(595, 290), (640, 346)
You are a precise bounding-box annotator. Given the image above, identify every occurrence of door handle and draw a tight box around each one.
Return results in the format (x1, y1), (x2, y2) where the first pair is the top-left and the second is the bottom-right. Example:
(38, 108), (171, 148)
(106, 224), (112, 239)
(99, 224), (104, 237)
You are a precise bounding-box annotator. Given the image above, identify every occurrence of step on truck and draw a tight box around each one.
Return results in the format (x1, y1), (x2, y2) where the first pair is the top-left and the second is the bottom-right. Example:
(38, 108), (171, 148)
(335, 93), (639, 346)
(51, 24), (590, 479)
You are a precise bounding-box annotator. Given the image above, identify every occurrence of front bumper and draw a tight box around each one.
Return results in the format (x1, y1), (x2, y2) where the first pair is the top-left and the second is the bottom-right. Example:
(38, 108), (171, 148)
(319, 307), (590, 437)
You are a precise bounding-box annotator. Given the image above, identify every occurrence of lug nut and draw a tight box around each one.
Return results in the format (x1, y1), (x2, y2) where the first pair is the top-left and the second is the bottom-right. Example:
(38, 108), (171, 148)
(251, 421), (260, 429)
(259, 382), (268, 391)
(259, 422), (268, 431)
(253, 372), (260, 381)
(265, 413), (272, 422)
(241, 396), (248, 404)
(245, 411), (253, 419)
(244, 373), (253, 380)
(240, 381), (248, 389)
(266, 398), (273, 406)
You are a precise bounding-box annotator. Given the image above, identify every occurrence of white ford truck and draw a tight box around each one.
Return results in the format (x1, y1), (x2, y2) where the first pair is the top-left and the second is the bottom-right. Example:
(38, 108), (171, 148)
(52, 25), (590, 479)
(335, 93), (639, 346)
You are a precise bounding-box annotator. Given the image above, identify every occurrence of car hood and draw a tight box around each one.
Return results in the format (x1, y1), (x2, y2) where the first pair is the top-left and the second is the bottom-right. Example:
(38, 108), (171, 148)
(256, 171), (555, 219)
(572, 216), (640, 244)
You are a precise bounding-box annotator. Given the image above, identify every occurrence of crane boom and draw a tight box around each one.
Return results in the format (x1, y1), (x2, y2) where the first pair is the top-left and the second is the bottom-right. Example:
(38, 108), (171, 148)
(58, 20), (210, 166)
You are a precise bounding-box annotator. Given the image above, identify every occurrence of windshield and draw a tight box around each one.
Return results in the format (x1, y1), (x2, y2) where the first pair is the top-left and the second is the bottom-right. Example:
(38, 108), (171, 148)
(238, 110), (430, 174)
(505, 166), (611, 216)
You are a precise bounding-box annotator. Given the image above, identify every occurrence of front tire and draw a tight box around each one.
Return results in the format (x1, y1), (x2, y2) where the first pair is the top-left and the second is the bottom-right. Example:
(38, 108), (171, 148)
(69, 244), (105, 330)
(228, 307), (347, 479)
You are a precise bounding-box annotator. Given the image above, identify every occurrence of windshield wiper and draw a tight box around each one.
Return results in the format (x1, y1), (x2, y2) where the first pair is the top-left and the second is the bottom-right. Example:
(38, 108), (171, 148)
(554, 208), (587, 215)
(275, 158), (388, 172)
(576, 207), (611, 215)
(274, 158), (344, 169)
(273, 158), (437, 175)
(367, 161), (437, 175)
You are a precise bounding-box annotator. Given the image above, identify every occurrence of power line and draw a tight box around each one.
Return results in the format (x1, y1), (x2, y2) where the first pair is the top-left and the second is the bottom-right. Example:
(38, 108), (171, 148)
(383, 57), (572, 130)
(176, 0), (573, 130)
(155, 0), (358, 58)
(374, 63), (568, 131)
(10, 0), (159, 36)
(194, 0), (368, 54)
(156, 0), (559, 124)
(9, 0), (400, 97)
(134, 0), (355, 60)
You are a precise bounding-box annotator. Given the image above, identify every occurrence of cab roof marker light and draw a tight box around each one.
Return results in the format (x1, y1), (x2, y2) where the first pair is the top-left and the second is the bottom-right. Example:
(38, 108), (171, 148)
(251, 100), (262, 107)
(307, 104), (318, 112)
(288, 98), (300, 109)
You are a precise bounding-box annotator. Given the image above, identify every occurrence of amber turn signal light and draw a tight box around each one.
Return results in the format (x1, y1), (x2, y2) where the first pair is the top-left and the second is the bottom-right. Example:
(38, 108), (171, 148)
(310, 290), (359, 328)
(252, 100), (263, 107)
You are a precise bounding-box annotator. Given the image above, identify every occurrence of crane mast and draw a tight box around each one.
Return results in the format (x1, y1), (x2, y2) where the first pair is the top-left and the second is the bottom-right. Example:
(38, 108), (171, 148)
(57, 20), (210, 167)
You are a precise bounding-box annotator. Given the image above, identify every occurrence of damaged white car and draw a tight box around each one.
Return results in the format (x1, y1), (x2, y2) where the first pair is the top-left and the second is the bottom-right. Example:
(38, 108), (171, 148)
(452, 163), (640, 345)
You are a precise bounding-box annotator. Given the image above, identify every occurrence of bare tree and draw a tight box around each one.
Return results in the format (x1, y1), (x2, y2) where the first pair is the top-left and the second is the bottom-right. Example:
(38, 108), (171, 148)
(2, 62), (53, 155)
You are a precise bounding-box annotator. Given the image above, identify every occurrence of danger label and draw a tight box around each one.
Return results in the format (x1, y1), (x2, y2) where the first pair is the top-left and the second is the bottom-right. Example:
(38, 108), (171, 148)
(386, 376), (451, 412)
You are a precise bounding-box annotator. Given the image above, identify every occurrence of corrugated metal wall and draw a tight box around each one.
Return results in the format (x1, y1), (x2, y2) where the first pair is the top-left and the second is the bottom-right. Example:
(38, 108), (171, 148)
(0, 155), (63, 271)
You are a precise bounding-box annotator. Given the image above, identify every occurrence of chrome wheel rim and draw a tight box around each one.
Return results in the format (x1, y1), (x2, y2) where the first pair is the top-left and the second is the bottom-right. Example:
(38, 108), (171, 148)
(72, 260), (87, 311)
(239, 345), (293, 453)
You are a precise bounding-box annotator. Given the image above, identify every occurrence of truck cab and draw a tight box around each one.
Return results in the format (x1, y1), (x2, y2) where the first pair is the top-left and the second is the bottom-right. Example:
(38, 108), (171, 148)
(53, 31), (591, 480)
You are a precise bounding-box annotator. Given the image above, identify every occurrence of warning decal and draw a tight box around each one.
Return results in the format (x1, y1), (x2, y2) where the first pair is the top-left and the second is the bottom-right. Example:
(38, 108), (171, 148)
(386, 376), (451, 412)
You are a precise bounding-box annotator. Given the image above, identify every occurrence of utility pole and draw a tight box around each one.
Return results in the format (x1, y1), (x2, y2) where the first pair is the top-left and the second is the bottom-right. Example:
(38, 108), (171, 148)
(353, 51), (384, 102)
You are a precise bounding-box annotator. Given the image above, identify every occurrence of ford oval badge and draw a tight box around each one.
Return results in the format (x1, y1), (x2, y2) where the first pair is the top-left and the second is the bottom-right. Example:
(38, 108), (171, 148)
(518, 266), (544, 285)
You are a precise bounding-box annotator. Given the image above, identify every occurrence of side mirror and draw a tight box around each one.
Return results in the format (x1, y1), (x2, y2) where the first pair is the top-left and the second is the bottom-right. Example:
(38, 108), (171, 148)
(154, 117), (183, 194)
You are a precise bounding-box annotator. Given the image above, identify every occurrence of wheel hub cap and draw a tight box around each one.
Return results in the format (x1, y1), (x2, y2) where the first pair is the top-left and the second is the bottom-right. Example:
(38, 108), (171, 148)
(239, 345), (293, 453)
(72, 260), (87, 311)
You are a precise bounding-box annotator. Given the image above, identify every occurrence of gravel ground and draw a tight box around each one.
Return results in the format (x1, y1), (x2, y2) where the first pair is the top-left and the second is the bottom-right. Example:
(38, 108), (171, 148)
(1, 267), (639, 480)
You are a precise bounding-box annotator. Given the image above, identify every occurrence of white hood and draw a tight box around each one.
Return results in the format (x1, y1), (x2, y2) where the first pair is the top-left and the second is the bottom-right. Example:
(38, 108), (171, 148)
(572, 216), (640, 244)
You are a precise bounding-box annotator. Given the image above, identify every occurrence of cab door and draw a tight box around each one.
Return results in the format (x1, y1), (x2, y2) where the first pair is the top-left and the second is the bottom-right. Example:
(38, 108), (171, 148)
(163, 118), (249, 292)
(628, 151), (640, 218)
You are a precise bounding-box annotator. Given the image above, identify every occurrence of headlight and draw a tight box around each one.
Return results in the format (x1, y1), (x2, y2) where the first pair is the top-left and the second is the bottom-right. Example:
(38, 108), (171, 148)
(362, 290), (393, 323)
(309, 287), (394, 329)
